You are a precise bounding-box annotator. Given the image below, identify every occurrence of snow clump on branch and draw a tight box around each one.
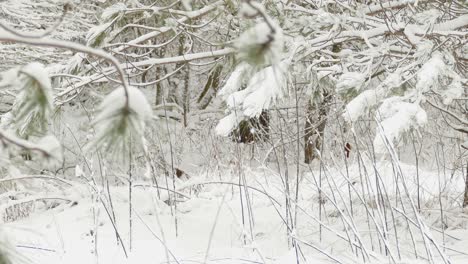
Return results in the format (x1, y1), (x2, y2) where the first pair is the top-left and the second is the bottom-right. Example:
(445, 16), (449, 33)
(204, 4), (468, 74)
(87, 86), (152, 157)
(374, 98), (427, 153)
(215, 60), (289, 137)
(2, 63), (53, 138)
(235, 21), (284, 67)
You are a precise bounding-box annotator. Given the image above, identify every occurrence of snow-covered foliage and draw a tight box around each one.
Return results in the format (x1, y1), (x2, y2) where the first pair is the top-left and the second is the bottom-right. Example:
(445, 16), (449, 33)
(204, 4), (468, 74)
(1, 63), (53, 138)
(216, 60), (289, 136)
(86, 3), (126, 47)
(415, 52), (464, 105)
(65, 53), (85, 75)
(416, 53), (447, 93)
(87, 86), (152, 156)
(86, 21), (114, 47)
(101, 3), (127, 22)
(235, 21), (284, 66)
(240, 61), (289, 117)
(0, 1), (467, 264)
(374, 98), (427, 153)
(336, 72), (366, 93)
(215, 3), (289, 137)
(216, 62), (251, 101)
(215, 112), (244, 137)
(343, 89), (380, 123)
(342, 49), (465, 151)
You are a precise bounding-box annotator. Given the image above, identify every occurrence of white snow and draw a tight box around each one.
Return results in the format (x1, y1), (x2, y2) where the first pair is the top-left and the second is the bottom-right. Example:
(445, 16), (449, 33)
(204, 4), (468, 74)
(0, 67), (19, 88)
(343, 89), (380, 122)
(441, 79), (463, 105)
(216, 60), (289, 136)
(89, 86), (152, 152)
(2, 162), (467, 264)
(217, 62), (250, 101)
(19, 63), (53, 98)
(65, 53), (85, 74)
(86, 21), (112, 47)
(215, 111), (244, 137)
(235, 21), (284, 66)
(336, 72), (366, 92)
(37, 135), (63, 163)
(1, 2), (467, 264)
(374, 98), (427, 153)
(242, 60), (289, 117)
(95, 86), (152, 125)
(101, 3), (126, 21)
(3, 62), (54, 137)
(181, 0), (192, 11)
(416, 52), (446, 94)
(239, 2), (260, 17)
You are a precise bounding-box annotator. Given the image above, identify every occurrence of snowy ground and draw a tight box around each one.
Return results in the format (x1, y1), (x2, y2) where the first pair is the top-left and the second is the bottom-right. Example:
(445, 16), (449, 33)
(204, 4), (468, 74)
(3, 161), (468, 264)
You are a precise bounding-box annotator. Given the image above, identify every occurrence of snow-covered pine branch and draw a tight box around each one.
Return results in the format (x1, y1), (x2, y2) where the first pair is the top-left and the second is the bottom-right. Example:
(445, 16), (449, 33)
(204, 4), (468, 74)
(86, 86), (152, 157)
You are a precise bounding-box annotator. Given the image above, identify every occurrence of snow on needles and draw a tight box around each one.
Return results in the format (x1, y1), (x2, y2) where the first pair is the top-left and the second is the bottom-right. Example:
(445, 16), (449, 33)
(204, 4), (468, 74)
(416, 51), (463, 105)
(101, 3), (127, 22)
(215, 112), (244, 137)
(374, 98), (427, 153)
(343, 89), (380, 123)
(90, 86), (152, 153)
(20, 62), (53, 101)
(8, 62), (53, 137)
(235, 21), (284, 66)
(242, 61), (289, 117)
(215, 60), (289, 137)
(416, 52), (446, 94)
(217, 62), (250, 101)
(95, 86), (152, 125)
(336, 72), (366, 92)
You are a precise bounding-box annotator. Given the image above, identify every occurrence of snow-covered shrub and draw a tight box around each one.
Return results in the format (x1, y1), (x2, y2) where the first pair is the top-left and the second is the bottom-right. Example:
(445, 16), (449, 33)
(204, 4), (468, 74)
(342, 49), (465, 153)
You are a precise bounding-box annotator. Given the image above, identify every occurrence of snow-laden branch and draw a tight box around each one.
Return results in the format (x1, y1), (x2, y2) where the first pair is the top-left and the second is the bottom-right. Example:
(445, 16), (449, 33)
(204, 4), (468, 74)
(0, 129), (58, 158)
(55, 48), (234, 100)
(299, 14), (468, 59)
(108, 0), (224, 52)
(128, 48), (234, 68)
(427, 100), (468, 128)
(0, 3), (71, 39)
(0, 24), (131, 108)
(363, 0), (427, 15)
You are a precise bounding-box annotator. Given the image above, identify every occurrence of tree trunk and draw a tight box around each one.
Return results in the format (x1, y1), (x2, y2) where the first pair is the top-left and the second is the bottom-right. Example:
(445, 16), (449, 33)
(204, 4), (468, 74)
(182, 63), (190, 127)
(304, 44), (339, 164)
(304, 89), (331, 163)
(197, 64), (223, 110)
(230, 110), (270, 143)
(463, 164), (468, 207)
(154, 48), (165, 106)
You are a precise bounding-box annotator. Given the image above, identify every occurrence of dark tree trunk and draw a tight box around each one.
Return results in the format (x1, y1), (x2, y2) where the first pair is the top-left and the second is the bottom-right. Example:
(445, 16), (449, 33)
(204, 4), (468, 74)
(304, 44), (340, 164)
(304, 90), (332, 163)
(463, 164), (468, 207)
(230, 110), (270, 143)
(182, 63), (190, 127)
(154, 48), (165, 106)
(197, 64), (223, 110)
